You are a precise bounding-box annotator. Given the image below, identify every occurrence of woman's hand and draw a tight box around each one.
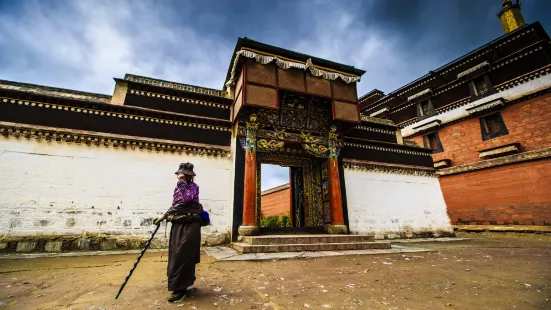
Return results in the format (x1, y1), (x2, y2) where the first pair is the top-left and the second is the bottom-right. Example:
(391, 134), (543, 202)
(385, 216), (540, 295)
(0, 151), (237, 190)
(153, 215), (167, 226)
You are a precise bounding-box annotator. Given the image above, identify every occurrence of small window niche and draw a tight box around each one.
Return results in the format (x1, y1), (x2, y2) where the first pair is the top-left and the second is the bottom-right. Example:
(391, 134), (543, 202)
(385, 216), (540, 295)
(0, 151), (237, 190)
(417, 99), (435, 119)
(423, 132), (444, 154)
(469, 75), (494, 100)
(480, 112), (509, 141)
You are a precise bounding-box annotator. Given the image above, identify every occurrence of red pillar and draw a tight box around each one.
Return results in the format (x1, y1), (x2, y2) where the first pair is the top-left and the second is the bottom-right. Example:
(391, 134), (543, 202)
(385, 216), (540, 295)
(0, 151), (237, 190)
(327, 159), (347, 234)
(239, 116), (260, 236)
(242, 150), (257, 226)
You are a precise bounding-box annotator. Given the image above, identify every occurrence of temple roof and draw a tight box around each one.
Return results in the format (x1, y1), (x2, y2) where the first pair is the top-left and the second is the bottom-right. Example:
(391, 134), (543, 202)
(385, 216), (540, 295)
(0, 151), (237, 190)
(223, 37), (366, 88)
(361, 21), (548, 107)
(0, 79), (111, 104)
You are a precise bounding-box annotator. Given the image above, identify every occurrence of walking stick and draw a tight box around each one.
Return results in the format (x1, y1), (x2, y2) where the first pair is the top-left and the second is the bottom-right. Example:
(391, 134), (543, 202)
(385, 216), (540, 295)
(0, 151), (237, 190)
(115, 224), (161, 299)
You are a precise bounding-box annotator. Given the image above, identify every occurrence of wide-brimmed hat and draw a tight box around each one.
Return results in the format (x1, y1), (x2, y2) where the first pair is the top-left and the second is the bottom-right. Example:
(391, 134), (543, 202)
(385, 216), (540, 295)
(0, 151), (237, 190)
(175, 162), (196, 176)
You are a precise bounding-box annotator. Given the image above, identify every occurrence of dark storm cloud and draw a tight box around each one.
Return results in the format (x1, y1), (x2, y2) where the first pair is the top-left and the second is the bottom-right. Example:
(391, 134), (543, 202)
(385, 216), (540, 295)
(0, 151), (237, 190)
(0, 1), (549, 188)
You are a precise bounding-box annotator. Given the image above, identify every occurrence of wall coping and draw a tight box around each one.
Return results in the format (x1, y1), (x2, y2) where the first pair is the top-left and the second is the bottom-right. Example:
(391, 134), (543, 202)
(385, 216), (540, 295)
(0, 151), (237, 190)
(437, 147), (551, 176)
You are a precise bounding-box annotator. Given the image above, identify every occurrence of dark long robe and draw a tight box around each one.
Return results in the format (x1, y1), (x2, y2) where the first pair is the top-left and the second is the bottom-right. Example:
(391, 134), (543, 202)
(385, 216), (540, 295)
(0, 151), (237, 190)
(166, 202), (204, 292)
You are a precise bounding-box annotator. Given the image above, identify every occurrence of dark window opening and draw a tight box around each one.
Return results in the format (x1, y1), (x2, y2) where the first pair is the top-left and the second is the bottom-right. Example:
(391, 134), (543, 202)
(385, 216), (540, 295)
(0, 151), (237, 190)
(470, 75), (493, 100)
(417, 99), (435, 119)
(474, 77), (489, 96)
(480, 113), (508, 140)
(423, 132), (444, 153)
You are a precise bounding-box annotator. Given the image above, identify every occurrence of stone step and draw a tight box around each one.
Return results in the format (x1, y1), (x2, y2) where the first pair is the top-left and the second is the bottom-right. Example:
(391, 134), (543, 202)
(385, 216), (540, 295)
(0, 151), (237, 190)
(241, 234), (374, 245)
(232, 241), (391, 254)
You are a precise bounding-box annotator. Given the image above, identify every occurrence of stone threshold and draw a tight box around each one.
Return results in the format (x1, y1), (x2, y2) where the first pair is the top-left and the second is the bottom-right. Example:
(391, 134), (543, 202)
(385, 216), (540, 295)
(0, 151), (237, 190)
(389, 237), (470, 243)
(453, 225), (551, 233)
(205, 245), (432, 261)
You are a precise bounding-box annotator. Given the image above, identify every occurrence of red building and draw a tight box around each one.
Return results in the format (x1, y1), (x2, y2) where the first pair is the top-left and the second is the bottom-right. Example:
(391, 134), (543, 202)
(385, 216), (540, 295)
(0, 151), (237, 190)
(260, 184), (291, 218)
(360, 1), (551, 226)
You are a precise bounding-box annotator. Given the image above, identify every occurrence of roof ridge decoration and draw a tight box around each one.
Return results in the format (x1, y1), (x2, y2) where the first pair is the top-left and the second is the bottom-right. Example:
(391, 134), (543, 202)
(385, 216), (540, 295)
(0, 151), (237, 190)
(225, 48), (361, 88)
(124, 74), (225, 98)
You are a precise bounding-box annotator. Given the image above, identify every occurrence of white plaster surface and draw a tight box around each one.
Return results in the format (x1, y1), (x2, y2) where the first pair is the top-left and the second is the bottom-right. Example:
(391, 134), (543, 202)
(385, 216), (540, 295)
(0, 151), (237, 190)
(343, 168), (453, 239)
(0, 138), (233, 241)
(402, 74), (551, 137)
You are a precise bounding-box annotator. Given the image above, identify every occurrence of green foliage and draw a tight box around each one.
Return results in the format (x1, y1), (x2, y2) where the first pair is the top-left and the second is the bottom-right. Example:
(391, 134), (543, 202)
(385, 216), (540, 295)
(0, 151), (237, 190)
(260, 213), (291, 228)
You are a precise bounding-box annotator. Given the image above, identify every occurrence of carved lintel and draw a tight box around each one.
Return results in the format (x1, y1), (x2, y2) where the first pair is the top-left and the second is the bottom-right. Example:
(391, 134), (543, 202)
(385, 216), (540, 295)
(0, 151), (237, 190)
(457, 61), (490, 79)
(407, 88), (432, 102)
(257, 139), (285, 152)
(412, 119), (441, 133)
(434, 159), (451, 168)
(479, 143), (520, 159)
(466, 98), (506, 115)
(369, 107), (390, 117)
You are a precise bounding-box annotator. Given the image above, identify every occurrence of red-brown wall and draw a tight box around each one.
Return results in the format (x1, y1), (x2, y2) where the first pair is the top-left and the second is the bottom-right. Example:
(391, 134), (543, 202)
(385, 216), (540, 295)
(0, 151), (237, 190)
(439, 158), (551, 225)
(261, 186), (291, 217)
(408, 92), (551, 226)
(409, 92), (551, 166)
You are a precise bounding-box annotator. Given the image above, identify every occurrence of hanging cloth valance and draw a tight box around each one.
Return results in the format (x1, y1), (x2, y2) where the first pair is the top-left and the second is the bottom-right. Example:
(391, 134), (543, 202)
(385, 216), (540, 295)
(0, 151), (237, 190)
(225, 49), (361, 88)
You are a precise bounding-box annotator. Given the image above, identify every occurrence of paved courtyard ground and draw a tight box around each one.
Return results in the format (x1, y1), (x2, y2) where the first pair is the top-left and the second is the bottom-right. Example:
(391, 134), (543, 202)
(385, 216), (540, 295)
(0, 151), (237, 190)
(0, 232), (550, 310)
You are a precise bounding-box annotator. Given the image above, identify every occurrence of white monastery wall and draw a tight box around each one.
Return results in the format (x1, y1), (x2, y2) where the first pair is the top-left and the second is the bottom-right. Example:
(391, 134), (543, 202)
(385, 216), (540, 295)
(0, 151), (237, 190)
(0, 138), (233, 243)
(344, 168), (453, 239)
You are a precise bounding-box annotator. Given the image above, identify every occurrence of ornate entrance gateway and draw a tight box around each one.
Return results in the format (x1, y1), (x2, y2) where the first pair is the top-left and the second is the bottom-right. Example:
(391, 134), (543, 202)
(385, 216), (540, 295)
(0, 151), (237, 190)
(226, 40), (364, 237)
(236, 90), (349, 236)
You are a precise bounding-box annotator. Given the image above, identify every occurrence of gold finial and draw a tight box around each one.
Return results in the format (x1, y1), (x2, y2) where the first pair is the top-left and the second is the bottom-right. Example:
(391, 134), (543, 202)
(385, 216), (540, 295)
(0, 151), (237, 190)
(498, 0), (526, 34)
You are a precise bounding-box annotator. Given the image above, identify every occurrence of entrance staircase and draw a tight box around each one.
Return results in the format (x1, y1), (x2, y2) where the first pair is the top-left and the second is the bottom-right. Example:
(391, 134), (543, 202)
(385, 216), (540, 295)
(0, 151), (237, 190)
(232, 234), (391, 254)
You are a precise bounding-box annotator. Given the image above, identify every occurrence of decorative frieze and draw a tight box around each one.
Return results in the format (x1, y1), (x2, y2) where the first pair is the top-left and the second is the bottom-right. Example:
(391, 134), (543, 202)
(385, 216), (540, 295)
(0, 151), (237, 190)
(397, 77), (435, 97)
(441, 49), (492, 75)
(344, 142), (431, 156)
(479, 143), (520, 159)
(355, 125), (395, 135)
(128, 89), (229, 109)
(0, 97), (231, 132)
(124, 74), (225, 97)
(225, 48), (361, 89)
(343, 161), (436, 177)
(489, 46), (544, 73)
(435, 97), (471, 115)
(0, 123), (231, 157)
(433, 80), (467, 96)
(466, 98), (506, 115)
(494, 65), (551, 92)
(396, 117), (418, 129)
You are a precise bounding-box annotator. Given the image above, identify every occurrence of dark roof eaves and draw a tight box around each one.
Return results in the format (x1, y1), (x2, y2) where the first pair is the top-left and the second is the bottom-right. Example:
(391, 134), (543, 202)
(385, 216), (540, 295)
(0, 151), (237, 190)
(223, 37), (367, 87)
(366, 22), (543, 109)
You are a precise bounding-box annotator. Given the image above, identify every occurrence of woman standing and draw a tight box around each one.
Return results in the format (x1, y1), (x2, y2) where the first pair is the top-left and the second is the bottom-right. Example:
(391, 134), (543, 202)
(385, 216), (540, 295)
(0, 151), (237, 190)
(153, 162), (207, 303)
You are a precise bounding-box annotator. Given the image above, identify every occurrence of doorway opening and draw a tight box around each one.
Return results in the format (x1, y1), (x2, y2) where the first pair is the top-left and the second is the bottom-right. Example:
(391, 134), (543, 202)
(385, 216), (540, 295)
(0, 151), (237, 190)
(256, 154), (330, 234)
(260, 164), (291, 228)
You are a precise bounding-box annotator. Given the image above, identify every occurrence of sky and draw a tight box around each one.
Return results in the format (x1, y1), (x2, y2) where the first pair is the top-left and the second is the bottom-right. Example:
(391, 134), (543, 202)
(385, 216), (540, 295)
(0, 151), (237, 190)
(1, 0), (550, 190)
